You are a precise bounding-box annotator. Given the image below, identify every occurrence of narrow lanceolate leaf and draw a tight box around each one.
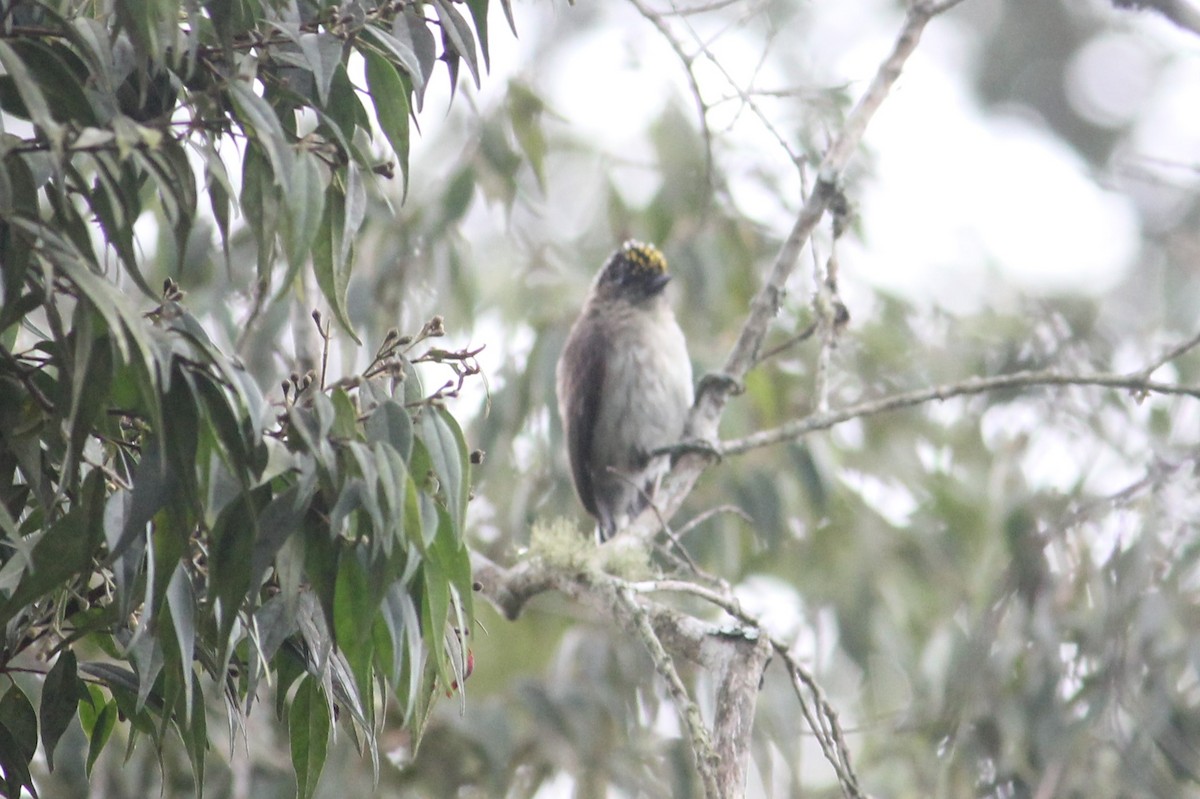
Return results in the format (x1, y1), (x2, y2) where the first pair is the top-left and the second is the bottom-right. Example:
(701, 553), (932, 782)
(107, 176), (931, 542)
(359, 24), (425, 97)
(393, 6), (437, 110)
(464, 0), (490, 71)
(431, 0), (480, 88)
(209, 490), (262, 667)
(298, 32), (343, 106)
(0, 479), (104, 629)
(41, 651), (82, 772)
(166, 564), (197, 722)
(282, 149), (326, 273)
(363, 49), (411, 198)
(290, 679), (330, 799)
(418, 407), (470, 538)
(78, 687), (117, 778)
(241, 142), (281, 283)
(229, 79), (294, 191)
(312, 181), (361, 343)
(333, 544), (379, 702)
(0, 684), (38, 798)
(433, 506), (474, 620)
(0, 39), (61, 137)
(420, 552), (451, 675)
(175, 684), (207, 797)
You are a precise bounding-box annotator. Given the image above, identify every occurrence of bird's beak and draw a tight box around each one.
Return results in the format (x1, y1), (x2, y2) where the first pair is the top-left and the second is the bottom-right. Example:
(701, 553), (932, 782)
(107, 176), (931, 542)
(648, 272), (671, 293)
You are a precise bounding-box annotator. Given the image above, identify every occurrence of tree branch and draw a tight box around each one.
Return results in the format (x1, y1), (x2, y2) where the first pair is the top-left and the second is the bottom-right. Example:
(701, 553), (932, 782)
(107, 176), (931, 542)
(473, 553), (778, 797)
(1112, 0), (1200, 37)
(721, 368), (1200, 456)
(626, 0), (963, 541)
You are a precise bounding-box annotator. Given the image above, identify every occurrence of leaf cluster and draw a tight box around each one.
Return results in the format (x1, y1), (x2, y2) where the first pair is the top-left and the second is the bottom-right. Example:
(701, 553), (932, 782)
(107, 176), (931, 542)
(0, 0), (499, 794)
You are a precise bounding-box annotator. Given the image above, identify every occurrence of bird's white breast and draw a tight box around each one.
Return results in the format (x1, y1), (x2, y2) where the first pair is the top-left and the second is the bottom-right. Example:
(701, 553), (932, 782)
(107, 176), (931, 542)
(591, 300), (694, 471)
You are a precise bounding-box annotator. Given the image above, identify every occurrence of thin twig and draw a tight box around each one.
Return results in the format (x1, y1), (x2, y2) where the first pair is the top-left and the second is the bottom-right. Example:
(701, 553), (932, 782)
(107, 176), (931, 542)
(674, 3), (800, 166)
(1136, 328), (1200, 380)
(659, 0), (745, 16)
(674, 504), (754, 540)
(755, 321), (819, 365)
(614, 584), (722, 798)
(690, 2), (946, 438)
(625, 578), (866, 797)
(628, 0), (717, 190)
(774, 643), (864, 798)
(721, 368), (1200, 456)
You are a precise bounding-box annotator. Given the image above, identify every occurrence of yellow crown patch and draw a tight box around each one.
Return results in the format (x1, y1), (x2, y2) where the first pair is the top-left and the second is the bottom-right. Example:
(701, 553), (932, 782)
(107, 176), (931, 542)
(620, 240), (668, 275)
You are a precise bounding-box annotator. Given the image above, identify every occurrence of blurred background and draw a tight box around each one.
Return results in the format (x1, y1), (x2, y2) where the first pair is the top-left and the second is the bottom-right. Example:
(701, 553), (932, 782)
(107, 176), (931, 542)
(63, 0), (1200, 796)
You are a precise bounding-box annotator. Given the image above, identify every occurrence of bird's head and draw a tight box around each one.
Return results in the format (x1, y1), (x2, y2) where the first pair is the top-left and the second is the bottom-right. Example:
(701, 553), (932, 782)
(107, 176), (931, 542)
(593, 241), (671, 302)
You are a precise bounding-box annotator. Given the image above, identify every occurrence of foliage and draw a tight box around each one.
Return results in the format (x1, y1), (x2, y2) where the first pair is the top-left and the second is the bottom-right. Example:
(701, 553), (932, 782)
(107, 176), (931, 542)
(0, 0), (494, 794)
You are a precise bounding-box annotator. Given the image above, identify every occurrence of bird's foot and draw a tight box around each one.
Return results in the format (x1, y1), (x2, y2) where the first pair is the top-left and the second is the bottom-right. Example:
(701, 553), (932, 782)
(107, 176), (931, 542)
(697, 371), (744, 397)
(651, 437), (723, 464)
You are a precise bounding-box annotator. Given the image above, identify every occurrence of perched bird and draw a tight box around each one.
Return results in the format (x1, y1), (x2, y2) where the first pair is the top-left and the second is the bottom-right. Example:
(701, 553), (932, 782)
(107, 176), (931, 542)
(556, 241), (694, 540)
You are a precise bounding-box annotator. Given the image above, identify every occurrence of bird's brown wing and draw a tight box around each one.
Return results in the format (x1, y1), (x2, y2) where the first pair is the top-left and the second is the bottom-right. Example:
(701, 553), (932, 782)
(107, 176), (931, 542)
(560, 319), (607, 520)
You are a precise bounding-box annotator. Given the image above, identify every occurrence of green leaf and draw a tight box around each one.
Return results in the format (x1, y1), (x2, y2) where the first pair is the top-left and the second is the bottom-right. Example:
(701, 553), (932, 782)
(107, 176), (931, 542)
(298, 32), (343, 106)
(333, 544), (380, 701)
(508, 82), (548, 189)
(393, 6), (437, 110)
(432, 505), (474, 621)
(419, 555), (450, 683)
(381, 583), (422, 709)
(372, 441), (411, 557)
(163, 365), (201, 509)
(105, 438), (174, 567)
(465, 0), (490, 71)
(173, 680), (207, 796)
(0, 684), (37, 798)
(11, 216), (159, 393)
(165, 564), (197, 722)
(202, 141), (233, 262)
(311, 179), (362, 343)
(365, 399), (413, 462)
(359, 24), (425, 97)
(282, 149), (326, 276)
(63, 311), (113, 497)
(229, 79), (294, 190)
(2, 39), (95, 125)
(321, 64), (372, 160)
(303, 514), (339, 637)
(0, 472), (104, 629)
(210, 489), (263, 666)
(78, 688), (117, 778)
(0, 39), (61, 137)
(143, 138), (198, 269)
(417, 406), (470, 538)
(88, 152), (155, 297)
(40, 651), (82, 772)
(497, 0), (517, 37)
(431, 0), (480, 88)
(363, 49), (411, 198)
(289, 679), (330, 799)
(330, 386), (358, 439)
(241, 142), (281, 282)
(250, 483), (312, 593)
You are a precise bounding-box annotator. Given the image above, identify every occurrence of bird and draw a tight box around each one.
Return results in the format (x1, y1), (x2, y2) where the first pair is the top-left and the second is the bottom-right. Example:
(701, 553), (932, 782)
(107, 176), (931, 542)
(556, 240), (694, 541)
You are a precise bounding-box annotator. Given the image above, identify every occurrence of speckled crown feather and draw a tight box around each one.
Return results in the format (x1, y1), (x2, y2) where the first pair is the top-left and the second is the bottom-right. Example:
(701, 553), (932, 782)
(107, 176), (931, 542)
(616, 240), (667, 275)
